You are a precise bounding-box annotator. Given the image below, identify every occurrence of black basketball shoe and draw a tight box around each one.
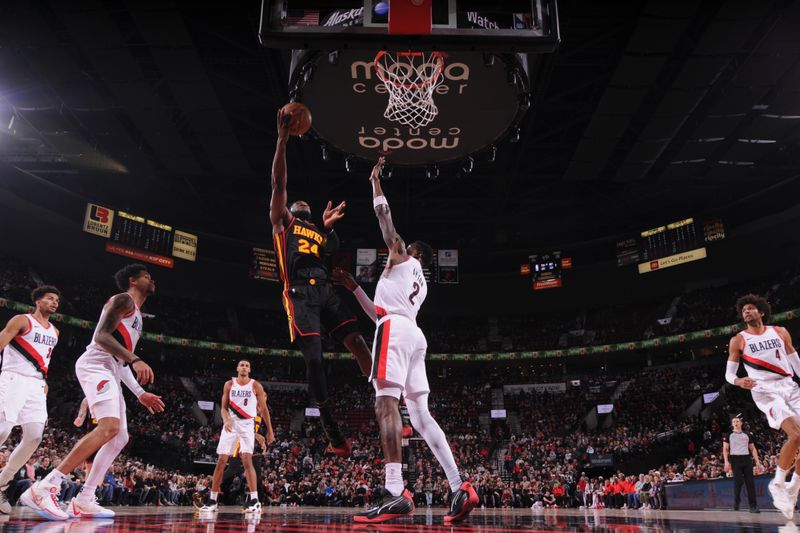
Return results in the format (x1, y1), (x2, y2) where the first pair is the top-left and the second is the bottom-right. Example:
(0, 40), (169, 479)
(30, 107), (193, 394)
(444, 481), (479, 524)
(354, 489), (415, 523)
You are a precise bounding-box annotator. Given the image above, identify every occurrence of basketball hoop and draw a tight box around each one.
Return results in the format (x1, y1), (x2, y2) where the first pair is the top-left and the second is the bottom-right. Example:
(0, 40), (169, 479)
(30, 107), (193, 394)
(374, 51), (446, 129)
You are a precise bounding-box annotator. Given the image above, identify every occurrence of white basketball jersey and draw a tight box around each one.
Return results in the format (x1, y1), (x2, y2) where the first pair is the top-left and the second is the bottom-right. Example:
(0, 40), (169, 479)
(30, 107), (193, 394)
(739, 326), (792, 382)
(1, 314), (58, 379)
(374, 256), (427, 324)
(85, 294), (143, 365)
(228, 378), (257, 419)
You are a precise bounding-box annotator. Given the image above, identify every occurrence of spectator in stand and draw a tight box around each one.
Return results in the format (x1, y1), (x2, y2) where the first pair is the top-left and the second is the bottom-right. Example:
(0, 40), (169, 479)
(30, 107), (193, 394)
(552, 481), (566, 507)
(638, 476), (651, 509)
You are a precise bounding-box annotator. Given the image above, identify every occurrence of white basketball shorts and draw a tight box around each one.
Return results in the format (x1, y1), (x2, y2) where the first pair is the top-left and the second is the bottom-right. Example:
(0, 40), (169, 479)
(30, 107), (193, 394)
(370, 314), (430, 398)
(0, 371), (47, 425)
(217, 418), (256, 456)
(751, 378), (800, 430)
(75, 351), (127, 424)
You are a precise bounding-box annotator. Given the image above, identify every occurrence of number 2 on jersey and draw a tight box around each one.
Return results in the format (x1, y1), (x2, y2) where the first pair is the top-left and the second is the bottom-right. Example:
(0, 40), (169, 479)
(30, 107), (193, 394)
(408, 282), (420, 305)
(297, 238), (320, 257)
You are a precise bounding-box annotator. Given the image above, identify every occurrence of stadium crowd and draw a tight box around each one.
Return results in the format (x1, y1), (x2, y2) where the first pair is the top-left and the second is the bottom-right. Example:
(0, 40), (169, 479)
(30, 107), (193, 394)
(0, 358), (789, 511)
(1, 254), (797, 511)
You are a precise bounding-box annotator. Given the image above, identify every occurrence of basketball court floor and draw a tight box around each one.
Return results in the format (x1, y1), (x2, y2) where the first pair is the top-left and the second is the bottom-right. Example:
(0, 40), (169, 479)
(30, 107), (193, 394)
(0, 507), (798, 532)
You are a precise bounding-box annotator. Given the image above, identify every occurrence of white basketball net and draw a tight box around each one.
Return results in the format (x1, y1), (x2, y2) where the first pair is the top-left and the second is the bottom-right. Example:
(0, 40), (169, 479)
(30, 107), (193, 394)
(374, 51), (446, 129)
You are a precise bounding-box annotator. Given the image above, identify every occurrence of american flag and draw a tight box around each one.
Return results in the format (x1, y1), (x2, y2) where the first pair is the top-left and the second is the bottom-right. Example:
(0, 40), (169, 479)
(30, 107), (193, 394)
(286, 9), (320, 26)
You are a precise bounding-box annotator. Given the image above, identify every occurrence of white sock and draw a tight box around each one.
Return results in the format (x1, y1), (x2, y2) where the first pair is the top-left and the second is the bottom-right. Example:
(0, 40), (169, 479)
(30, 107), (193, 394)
(43, 469), (67, 486)
(77, 485), (97, 502)
(210, 491), (219, 501)
(249, 491), (258, 501)
(790, 473), (800, 487)
(447, 469), (464, 493)
(776, 466), (789, 486)
(385, 463), (403, 497)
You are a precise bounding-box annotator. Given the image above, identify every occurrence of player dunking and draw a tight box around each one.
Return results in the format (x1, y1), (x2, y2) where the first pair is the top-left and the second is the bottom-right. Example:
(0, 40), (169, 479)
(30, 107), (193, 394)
(0, 286), (61, 514)
(270, 108), (373, 456)
(340, 157), (477, 524)
(726, 293), (800, 519)
(21, 264), (165, 520)
(199, 359), (274, 513)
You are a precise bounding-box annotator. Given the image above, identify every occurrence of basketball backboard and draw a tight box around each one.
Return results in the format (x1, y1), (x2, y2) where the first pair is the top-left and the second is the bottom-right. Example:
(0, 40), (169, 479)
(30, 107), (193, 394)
(261, 0), (560, 168)
(259, 0), (560, 52)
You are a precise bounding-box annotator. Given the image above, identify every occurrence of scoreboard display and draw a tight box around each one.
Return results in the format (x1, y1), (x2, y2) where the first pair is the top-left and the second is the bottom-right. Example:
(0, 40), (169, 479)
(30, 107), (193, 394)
(530, 251), (562, 290)
(111, 211), (173, 257)
(615, 217), (725, 274)
(639, 218), (699, 263)
(83, 203), (198, 268)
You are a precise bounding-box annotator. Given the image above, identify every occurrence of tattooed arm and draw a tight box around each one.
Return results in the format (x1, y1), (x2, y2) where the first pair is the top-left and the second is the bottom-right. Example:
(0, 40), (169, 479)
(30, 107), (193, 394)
(93, 293), (154, 384)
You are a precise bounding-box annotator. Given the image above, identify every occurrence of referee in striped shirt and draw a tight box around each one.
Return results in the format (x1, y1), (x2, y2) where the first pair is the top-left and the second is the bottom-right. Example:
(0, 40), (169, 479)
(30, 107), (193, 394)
(723, 414), (762, 512)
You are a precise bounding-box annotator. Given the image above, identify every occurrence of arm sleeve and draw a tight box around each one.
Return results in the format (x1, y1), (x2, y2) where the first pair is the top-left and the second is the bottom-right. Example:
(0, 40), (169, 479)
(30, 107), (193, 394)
(353, 286), (378, 322)
(120, 365), (145, 398)
(786, 351), (800, 376)
(725, 360), (740, 385)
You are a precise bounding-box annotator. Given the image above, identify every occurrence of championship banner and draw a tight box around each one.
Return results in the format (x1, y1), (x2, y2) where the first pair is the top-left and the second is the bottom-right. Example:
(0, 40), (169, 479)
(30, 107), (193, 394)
(438, 266), (459, 284)
(355, 248), (378, 283)
(83, 203), (115, 238)
(105, 242), (174, 268)
(172, 230), (198, 262)
(638, 247), (707, 274)
(438, 248), (459, 283)
(251, 247), (279, 282)
(437, 249), (459, 266)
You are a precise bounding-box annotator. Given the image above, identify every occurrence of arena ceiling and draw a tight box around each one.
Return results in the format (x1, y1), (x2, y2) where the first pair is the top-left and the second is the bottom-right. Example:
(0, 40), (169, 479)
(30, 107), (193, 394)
(1, 0), (800, 255)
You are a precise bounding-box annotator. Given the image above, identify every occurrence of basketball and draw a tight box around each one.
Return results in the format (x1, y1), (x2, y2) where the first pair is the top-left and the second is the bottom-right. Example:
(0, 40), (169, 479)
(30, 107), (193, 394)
(281, 102), (312, 136)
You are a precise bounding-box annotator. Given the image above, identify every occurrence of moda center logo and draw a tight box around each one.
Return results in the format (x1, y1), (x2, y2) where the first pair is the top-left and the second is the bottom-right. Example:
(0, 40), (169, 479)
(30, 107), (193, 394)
(83, 203), (115, 238)
(349, 58), (469, 153)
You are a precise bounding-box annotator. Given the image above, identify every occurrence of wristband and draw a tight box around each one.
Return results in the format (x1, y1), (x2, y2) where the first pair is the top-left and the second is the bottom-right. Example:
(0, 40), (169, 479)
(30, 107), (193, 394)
(373, 195), (388, 209)
(131, 357), (142, 365)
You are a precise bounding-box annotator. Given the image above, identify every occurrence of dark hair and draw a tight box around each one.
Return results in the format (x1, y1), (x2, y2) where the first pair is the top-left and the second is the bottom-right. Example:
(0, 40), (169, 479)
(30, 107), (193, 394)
(31, 285), (61, 303)
(412, 240), (434, 268)
(735, 293), (771, 321)
(238, 359), (251, 366)
(114, 263), (148, 291)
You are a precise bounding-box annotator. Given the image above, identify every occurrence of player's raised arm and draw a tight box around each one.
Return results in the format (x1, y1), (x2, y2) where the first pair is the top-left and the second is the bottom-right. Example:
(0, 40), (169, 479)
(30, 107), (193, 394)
(220, 380), (233, 432)
(0, 314), (31, 351)
(94, 294), (154, 384)
(369, 157), (407, 263)
(254, 381), (275, 445)
(727, 335), (756, 390)
(270, 109), (293, 232)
